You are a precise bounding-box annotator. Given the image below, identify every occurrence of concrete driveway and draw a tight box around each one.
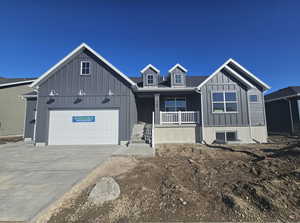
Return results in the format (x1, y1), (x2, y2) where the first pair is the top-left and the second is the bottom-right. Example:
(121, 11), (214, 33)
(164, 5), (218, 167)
(0, 142), (123, 222)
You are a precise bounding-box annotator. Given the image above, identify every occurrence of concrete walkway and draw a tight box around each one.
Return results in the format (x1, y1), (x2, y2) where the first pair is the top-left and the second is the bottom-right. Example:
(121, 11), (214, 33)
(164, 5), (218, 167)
(0, 142), (123, 222)
(114, 143), (155, 157)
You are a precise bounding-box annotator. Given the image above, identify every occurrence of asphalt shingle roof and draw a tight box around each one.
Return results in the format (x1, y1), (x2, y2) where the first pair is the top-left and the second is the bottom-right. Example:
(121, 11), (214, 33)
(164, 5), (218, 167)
(0, 77), (35, 86)
(129, 75), (208, 88)
(265, 86), (300, 101)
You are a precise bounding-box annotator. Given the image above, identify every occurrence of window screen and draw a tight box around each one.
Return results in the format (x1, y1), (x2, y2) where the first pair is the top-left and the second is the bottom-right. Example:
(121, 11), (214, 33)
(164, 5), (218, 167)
(212, 92), (237, 113)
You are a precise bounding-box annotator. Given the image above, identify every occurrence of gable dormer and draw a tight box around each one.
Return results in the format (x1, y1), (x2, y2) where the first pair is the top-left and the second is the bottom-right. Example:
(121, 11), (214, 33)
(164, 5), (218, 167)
(168, 64), (187, 87)
(140, 64), (160, 87)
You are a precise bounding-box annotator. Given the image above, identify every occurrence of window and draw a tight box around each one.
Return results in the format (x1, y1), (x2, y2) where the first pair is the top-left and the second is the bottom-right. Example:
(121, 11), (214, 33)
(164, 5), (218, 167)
(216, 131), (237, 143)
(175, 74), (182, 84)
(147, 74), (154, 85)
(212, 92), (237, 113)
(81, 61), (90, 75)
(164, 97), (186, 111)
(250, 95), (258, 102)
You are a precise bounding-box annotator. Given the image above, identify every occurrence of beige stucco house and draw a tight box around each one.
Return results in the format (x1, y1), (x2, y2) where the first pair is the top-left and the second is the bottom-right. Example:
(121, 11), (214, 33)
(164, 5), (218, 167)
(0, 78), (35, 136)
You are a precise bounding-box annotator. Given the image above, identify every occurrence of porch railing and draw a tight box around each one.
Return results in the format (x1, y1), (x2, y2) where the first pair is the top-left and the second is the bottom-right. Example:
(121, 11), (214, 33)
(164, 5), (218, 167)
(160, 111), (200, 125)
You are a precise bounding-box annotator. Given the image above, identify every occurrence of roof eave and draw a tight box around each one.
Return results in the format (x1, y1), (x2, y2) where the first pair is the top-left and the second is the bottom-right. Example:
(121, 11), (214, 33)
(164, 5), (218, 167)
(0, 80), (34, 88)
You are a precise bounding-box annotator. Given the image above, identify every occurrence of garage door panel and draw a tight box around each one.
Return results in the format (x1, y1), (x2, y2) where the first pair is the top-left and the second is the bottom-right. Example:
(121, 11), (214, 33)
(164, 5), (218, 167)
(48, 109), (119, 145)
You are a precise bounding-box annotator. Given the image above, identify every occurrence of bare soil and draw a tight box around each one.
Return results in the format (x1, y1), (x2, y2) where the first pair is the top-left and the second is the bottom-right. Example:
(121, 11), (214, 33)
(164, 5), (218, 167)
(48, 136), (300, 222)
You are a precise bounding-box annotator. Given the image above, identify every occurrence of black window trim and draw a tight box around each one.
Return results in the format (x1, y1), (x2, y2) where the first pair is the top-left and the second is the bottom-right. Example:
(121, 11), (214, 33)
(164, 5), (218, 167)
(164, 97), (187, 111)
(211, 91), (238, 114)
(216, 130), (238, 142)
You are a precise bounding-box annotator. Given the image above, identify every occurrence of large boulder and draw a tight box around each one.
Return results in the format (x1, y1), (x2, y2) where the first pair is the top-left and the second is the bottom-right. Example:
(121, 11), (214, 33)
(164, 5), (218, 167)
(88, 177), (120, 205)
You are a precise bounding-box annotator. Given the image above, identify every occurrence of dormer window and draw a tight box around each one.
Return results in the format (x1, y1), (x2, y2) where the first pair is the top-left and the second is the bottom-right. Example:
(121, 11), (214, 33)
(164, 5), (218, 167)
(81, 61), (90, 75)
(147, 74), (154, 85)
(175, 74), (182, 84)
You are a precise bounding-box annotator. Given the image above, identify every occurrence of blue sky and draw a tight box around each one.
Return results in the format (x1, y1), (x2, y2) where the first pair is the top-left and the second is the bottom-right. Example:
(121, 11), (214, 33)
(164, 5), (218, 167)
(0, 0), (299, 92)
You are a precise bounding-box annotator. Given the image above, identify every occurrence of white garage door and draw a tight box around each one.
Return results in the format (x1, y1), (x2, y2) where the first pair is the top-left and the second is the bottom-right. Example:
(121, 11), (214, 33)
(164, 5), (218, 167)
(48, 109), (119, 145)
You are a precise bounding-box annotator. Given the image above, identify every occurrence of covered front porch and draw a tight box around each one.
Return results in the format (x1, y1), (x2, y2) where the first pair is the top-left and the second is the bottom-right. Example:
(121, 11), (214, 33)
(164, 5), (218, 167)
(136, 91), (202, 125)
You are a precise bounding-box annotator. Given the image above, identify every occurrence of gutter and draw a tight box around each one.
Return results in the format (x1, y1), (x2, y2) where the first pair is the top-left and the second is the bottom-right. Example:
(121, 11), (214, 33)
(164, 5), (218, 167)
(133, 87), (197, 92)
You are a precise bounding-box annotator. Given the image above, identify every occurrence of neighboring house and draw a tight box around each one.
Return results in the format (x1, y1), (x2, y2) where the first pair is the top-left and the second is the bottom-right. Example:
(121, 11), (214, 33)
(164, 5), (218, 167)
(24, 43), (270, 146)
(265, 86), (300, 135)
(0, 78), (35, 136)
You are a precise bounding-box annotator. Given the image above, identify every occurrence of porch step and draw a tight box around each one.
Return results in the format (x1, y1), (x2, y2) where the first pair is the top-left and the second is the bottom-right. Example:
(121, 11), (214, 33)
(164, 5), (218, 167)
(130, 123), (147, 145)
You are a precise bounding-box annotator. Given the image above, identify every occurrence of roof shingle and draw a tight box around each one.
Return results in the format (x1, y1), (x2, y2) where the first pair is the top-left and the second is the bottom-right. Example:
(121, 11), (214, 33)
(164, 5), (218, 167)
(265, 86), (300, 101)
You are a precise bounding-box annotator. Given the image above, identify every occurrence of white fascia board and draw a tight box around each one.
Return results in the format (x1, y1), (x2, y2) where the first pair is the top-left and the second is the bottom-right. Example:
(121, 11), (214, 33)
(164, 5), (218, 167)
(22, 94), (37, 98)
(30, 43), (136, 88)
(168, 64), (188, 73)
(140, 64), (160, 74)
(197, 58), (232, 90)
(136, 87), (196, 92)
(224, 65), (255, 89)
(0, 80), (34, 88)
(265, 93), (300, 103)
(228, 59), (271, 90)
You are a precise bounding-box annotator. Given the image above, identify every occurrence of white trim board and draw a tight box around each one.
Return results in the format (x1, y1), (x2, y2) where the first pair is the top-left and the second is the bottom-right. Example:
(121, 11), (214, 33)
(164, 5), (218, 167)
(168, 64), (188, 73)
(197, 58), (270, 91)
(0, 80), (34, 88)
(30, 43), (136, 88)
(140, 64), (160, 74)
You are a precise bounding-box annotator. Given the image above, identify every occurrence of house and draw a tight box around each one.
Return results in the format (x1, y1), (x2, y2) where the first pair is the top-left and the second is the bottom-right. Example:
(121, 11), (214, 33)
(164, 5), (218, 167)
(0, 77), (35, 136)
(24, 43), (270, 146)
(265, 86), (300, 135)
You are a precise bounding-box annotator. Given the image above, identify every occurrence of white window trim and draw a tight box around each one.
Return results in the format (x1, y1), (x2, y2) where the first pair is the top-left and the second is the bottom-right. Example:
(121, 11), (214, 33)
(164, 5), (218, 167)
(80, 61), (91, 75)
(146, 73), (154, 85)
(174, 73), (183, 84)
(164, 97), (187, 111)
(249, 94), (260, 103)
(211, 91), (238, 114)
(216, 130), (238, 142)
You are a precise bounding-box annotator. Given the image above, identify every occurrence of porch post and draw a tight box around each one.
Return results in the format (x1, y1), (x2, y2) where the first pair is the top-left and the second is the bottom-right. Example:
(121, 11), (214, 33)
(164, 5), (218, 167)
(154, 93), (160, 124)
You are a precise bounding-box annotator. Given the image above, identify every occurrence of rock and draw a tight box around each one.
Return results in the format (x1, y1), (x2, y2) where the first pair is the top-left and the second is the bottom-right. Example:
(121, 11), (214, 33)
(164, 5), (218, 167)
(88, 177), (120, 205)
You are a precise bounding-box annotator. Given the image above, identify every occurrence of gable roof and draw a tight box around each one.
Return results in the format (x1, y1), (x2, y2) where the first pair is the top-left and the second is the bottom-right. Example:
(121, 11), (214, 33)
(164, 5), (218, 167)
(265, 86), (300, 102)
(197, 58), (270, 91)
(168, 64), (188, 73)
(30, 43), (136, 88)
(0, 77), (35, 88)
(140, 64), (160, 74)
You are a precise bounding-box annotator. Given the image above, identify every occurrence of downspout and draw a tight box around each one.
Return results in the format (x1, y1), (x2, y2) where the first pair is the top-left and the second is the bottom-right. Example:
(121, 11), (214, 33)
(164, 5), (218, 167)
(246, 90), (253, 142)
(195, 89), (205, 144)
(288, 99), (294, 135)
(33, 88), (39, 143)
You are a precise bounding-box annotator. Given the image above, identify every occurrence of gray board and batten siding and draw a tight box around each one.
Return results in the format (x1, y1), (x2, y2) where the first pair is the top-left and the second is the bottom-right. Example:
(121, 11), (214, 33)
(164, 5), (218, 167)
(169, 67), (186, 88)
(200, 69), (265, 127)
(142, 67), (159, 87)
(34, 49), (137, 144)
(200, 70), (250, 127)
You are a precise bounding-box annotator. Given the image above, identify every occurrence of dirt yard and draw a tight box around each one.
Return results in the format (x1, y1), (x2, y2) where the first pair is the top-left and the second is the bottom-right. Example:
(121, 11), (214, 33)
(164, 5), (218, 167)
(48, 136), (300, 222)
